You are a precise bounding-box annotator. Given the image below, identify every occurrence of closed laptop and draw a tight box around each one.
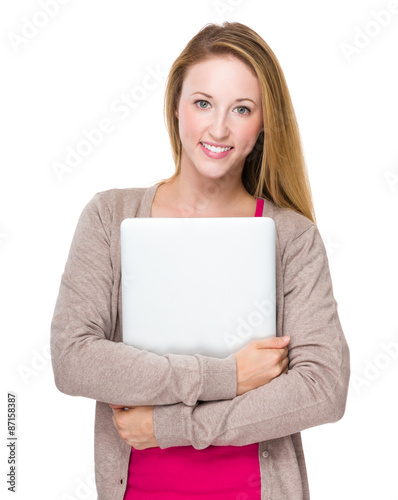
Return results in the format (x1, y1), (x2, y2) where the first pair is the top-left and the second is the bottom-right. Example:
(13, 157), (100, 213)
(120, 216), (276, 359)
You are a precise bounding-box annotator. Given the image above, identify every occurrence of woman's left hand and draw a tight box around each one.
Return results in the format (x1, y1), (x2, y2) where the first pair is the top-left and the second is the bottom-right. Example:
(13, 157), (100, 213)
(109, 404), (160, 450)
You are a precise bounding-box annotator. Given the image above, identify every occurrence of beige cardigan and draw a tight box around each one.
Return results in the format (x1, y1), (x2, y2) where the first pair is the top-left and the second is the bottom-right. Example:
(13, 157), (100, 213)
(50, 182), (350, 500)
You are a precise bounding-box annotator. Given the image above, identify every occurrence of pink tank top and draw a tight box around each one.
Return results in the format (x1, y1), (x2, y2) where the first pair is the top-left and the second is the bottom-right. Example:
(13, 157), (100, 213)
(123, 197), (265, 499)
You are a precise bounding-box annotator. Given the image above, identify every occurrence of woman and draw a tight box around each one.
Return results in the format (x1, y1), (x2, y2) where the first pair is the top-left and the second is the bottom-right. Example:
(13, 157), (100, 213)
(51, 21), (350, 500)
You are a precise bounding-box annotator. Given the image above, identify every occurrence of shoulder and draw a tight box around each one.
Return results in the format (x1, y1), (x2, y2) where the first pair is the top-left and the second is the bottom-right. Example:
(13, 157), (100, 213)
(260, 196), (319, 260)
(90, 186), (148, 210)
(82, 185), (156, 220)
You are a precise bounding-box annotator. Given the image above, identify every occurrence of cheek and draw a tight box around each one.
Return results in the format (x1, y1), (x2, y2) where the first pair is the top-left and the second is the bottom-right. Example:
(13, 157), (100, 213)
(179, 107), (200, 144)
(238, 123), (263, 150)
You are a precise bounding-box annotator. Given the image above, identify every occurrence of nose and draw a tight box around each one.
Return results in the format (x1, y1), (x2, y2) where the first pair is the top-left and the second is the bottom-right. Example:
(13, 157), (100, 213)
(209, 110), (230, 141)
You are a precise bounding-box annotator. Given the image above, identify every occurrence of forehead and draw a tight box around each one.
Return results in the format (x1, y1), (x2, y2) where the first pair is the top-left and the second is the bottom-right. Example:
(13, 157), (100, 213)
(182, 55), (260, 94)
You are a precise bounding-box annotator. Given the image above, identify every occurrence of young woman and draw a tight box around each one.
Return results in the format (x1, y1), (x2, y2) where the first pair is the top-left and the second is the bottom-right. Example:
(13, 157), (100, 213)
(51, 22), (350, 500)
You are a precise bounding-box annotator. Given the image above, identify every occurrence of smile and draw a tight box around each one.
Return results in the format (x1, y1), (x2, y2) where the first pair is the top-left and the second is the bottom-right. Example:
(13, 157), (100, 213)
(200, 142), (233, 153)
(199, 142), (234, 159)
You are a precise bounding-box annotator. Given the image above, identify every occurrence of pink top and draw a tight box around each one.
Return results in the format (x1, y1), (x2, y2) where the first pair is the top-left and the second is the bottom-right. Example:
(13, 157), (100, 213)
(123, 197), (264, 500)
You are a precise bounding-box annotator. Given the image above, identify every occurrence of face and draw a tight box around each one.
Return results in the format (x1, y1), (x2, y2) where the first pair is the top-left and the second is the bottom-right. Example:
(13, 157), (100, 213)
(175, 55), (264, 181)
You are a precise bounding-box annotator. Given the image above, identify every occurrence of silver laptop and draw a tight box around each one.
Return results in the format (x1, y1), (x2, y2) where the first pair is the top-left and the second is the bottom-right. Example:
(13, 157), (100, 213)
(120, 216), (276, 359)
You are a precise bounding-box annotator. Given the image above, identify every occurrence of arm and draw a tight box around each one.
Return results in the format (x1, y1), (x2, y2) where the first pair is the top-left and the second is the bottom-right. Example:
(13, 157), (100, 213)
(50, 193), (237, 406)
(152, 224), (350, 449)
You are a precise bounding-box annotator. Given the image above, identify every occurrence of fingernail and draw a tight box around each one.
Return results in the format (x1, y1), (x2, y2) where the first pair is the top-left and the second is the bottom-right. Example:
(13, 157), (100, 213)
(282, 335), (290, 341)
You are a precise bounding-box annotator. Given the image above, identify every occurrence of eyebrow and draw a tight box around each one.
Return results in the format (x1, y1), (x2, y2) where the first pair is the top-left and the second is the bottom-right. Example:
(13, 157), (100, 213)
(191, 92), (257, 105)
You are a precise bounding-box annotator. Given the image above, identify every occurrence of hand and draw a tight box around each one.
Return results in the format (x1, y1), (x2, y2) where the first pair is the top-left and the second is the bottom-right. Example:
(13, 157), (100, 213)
(234, 336), (290, 396)
(109, 404), (160, 450)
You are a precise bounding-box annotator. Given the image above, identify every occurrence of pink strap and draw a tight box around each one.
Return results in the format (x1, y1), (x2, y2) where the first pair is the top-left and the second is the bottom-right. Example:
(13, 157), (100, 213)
(255, 197), (264, 217)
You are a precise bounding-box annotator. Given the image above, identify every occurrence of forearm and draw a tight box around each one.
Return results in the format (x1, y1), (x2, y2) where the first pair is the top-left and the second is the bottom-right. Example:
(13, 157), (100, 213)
(153, 333), (350, 450)
(51, 311), (238, 406)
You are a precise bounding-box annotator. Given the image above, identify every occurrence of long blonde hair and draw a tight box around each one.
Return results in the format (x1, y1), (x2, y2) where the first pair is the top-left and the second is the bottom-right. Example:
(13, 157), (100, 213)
(155, 21), (316, 224)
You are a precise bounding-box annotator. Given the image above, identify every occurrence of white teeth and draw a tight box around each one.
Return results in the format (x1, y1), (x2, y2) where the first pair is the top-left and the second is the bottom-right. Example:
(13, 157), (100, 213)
(201, 142), (232, 153)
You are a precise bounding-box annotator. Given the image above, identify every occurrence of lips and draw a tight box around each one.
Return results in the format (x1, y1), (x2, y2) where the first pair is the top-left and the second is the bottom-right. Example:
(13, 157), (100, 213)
(199, 142), (234, 159)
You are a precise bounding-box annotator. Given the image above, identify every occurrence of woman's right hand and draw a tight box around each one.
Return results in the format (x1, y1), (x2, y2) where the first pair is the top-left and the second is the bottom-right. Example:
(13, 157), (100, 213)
(234, 336), (290, 396)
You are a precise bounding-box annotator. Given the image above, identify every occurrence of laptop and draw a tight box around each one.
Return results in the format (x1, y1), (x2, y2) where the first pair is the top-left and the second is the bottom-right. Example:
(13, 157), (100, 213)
(120, 216), (276, 359)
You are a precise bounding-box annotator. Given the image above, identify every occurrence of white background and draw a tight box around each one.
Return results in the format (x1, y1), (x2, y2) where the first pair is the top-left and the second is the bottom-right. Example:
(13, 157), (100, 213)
(1, 0), (398, 499)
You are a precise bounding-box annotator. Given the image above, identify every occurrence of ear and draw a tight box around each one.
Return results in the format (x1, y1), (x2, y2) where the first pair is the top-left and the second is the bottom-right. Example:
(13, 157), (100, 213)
(175, 109), (179, 119)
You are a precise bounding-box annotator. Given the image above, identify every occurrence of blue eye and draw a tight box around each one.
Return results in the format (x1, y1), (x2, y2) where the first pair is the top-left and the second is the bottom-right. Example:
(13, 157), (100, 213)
(194, 100), (251, 115)
(235, 106), (251, 115)
(195, 100), (210, 109)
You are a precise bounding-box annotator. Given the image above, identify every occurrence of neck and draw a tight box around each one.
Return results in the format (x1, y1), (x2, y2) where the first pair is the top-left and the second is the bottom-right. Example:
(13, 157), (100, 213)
(167, 175), (253, 217)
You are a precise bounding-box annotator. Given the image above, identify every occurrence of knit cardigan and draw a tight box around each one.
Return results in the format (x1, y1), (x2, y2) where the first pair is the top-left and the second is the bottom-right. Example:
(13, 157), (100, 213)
(50, 182), (350, 500)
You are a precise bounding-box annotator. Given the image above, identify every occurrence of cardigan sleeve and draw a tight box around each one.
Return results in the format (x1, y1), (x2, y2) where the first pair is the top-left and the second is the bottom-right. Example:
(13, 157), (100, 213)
(50, 193), (237, 407)
(152, 224), (351, 449)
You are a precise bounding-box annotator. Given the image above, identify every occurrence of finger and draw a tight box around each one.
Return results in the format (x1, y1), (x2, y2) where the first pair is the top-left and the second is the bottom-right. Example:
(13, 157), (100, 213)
(270, 347), (288, 360)
(110, 406), (127, 414)
(109, 405), (124, 410)
(256, 336), (290, 349)
(281, 356), (289, 371)
(280, 347), (289, 359)
(109, 404), (136, 411)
